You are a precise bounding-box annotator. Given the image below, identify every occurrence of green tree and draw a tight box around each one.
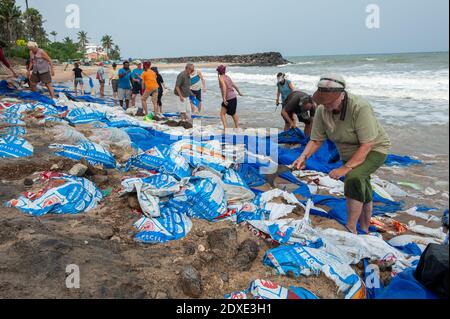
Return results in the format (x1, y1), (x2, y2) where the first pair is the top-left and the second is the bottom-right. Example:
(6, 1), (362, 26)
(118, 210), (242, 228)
(63, 36), (73, 45)
(0, 0), (23, 46)
(77, 31), (89, 53)
(22, 7), (48, 44)
(101, 34), (113, 56)
(50, 31), (57, 42)
(109, 44), (121, 61)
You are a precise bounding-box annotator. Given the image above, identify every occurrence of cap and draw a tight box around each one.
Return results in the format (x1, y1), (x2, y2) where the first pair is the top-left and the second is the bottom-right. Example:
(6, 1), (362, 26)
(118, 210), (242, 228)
(313, 74), (346, 105)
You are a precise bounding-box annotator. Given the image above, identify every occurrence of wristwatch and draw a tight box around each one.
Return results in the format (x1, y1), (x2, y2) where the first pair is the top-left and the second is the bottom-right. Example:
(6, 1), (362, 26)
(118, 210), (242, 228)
(344, 164), (353, 171)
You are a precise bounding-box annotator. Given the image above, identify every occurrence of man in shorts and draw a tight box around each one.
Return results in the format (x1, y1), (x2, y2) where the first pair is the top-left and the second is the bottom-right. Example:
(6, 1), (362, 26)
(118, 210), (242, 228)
(174, 63), (194, 121)
(96, 62), (106, 97)
(109, 63), (119, 100)
(118, 61), (133, 110)
(131, 61), (144, 108)
(281, 90), (316, 135)
(141, 61), (160, 116)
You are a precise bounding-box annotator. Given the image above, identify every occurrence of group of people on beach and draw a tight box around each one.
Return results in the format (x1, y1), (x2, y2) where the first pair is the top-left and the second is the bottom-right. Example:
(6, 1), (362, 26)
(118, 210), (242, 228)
(1, 42), (393, 236)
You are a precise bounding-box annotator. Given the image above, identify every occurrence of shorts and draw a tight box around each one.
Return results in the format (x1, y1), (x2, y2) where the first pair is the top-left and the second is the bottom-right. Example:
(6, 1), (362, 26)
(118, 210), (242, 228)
(177, 97), (192, 116)
(222, 98), (237, 116)
(132, 82), (143, 95)
(118, 88), (132, 101)
(74, 78), (83, 86)
(191, 89), (202, 102)
(143, 89), (158, 104)
(344, 151), (387, 204)
(31, 72), (52, 85)
(111, 79), (119, 93)
(157, 88), (163, 106)
(98, 79), (106, 85)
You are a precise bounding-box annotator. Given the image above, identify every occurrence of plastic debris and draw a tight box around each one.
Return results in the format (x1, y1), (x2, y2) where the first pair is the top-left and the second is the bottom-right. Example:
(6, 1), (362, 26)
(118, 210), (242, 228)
(407, 221), (447, 241)
(125, 145), (191, 180)
(264, 244), (366, 299)
(50, 142), (117, 169)
(121, 173), (189, 217)
(5, 173), (103, 216)
(0, 135), (34, 158)
(225, 279), (319, 300)
(134, 205), (193, 244)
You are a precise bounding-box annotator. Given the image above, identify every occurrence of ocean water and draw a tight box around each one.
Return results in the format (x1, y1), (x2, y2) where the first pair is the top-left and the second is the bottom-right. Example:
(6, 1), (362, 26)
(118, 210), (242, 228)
(158, 52), (449, 204)
(161, 52), (449, 126)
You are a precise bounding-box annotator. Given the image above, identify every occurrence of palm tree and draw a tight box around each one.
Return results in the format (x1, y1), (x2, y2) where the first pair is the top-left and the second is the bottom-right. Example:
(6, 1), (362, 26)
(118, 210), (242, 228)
(50, 31), (57, 42)
(0, 0), (22, 46)
(77, 31), (89, 53)
(101, 35), (114, 56)
(63, 36), (73, 45)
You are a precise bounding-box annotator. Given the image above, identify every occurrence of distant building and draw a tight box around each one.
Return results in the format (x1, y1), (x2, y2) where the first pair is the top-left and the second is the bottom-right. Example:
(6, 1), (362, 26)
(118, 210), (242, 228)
(84, 43), (109, 61)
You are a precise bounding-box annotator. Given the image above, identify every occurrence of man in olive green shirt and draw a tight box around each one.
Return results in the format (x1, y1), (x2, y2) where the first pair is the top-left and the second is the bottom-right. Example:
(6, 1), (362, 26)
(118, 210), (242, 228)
(293, 74), (391, 235)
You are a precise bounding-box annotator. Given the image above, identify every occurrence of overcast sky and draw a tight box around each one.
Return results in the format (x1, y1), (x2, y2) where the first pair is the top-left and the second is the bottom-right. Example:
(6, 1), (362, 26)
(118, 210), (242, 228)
(24, 0), (449, 58)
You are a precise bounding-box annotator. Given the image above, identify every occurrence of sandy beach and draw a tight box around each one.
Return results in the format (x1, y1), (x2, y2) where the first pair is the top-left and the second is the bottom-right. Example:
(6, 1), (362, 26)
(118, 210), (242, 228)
(1, 61), (233, 84)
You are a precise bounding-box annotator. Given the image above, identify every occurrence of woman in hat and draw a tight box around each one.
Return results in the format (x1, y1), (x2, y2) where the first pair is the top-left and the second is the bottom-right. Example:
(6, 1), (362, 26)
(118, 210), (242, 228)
(293, 74), (391, 235)
(217, 65), (243, 130)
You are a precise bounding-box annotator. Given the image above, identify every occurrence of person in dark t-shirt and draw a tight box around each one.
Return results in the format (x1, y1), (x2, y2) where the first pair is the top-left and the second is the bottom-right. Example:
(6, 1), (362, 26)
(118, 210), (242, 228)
(72, 62), (87, 95)
(281, 90), (316, 135)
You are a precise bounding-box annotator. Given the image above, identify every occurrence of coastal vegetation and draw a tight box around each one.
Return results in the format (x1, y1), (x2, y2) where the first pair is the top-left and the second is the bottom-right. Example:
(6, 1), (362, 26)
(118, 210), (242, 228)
(0, 0), (121, 62)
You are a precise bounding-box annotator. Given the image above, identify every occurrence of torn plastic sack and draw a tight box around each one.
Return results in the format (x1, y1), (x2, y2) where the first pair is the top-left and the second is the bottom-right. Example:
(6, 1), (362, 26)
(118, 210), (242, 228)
(169, 176), (228, 221)
(194, 169), (255, 205)
(385, 154), (422, 167)
(49, 142), (117, 169)
(65, 107), (107, 124)
(388, 234), (441, 253)
(317, 228), (411, 268)
(234, 163), (267, 188)
(407, 221), (447, 241)
(121, 173), (189, 217)
(134, 205), (193, 244)
(403, 207), (441, 223)
(263, 244), (366, 299)
(225, 279), (319, 300)
(0, 135), (33, 158)
(0, 126), (26, 137)
(125, 145), (191, 180)
(5, 173), (103, 216)
(87, 128), (132, 149)
(50, 125), (89, 144)
(123, 127), (170, 151)
(171, 139), (232, 174)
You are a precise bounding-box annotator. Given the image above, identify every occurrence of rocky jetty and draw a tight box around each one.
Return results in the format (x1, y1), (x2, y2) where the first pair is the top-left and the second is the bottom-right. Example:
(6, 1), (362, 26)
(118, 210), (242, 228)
(152, 52), (291, 67)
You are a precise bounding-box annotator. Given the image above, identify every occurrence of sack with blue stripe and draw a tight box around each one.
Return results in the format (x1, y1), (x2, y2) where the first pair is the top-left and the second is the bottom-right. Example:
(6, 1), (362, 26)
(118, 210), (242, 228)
(125, 145), (191, 180)
(0, 126), (26, 137)
(225, 279), (319, 300)
(121, 173), (188, 217)
(134, 205), (193, 244)
(66, 107), (107, 124)
(171, 139), (231, 174)
(49, 141), (117, 168)
(263, 244), (366, 299)
(169, 177), (228, 221)
(5, 175), (103, 216)
(0, 135), (33, 158)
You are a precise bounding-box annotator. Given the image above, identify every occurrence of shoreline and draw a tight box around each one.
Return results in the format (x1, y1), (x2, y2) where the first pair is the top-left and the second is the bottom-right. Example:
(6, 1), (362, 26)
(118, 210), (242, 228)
(1, 62), (234, 84)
